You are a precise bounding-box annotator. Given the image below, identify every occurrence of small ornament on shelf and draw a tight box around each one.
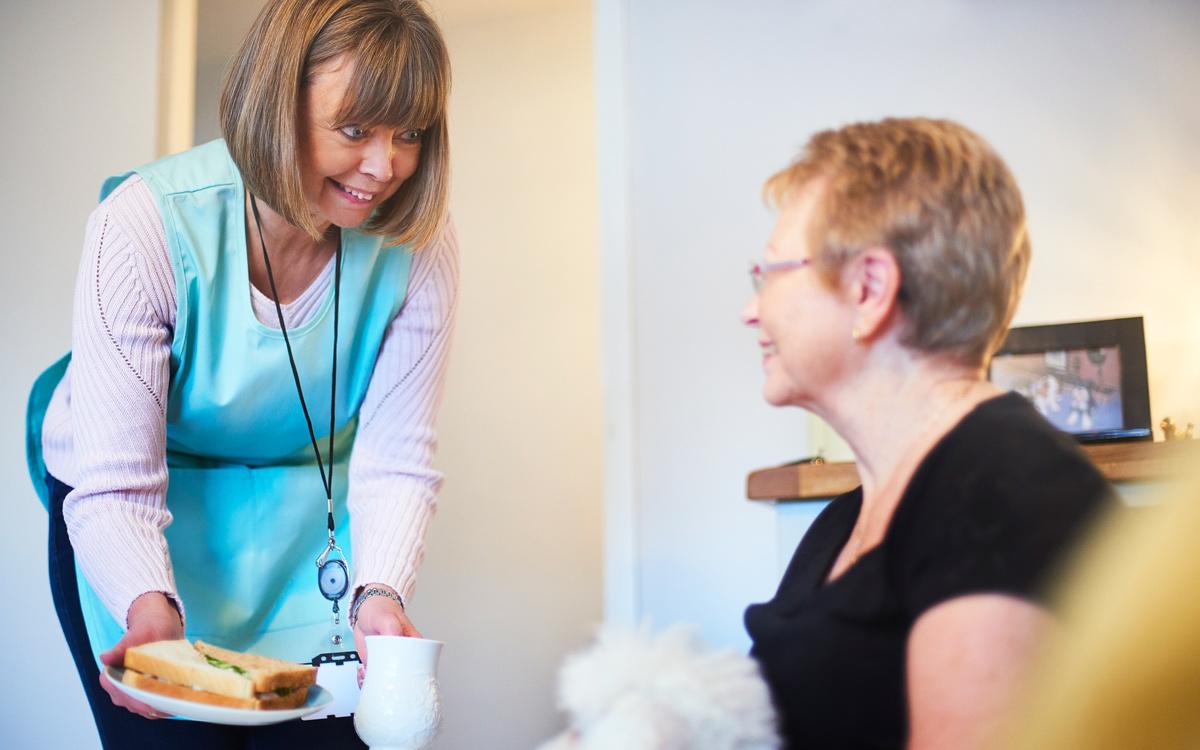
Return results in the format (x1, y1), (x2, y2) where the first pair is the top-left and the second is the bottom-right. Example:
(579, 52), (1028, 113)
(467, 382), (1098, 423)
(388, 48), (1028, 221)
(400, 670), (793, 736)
(1160, 417), (1195, 441)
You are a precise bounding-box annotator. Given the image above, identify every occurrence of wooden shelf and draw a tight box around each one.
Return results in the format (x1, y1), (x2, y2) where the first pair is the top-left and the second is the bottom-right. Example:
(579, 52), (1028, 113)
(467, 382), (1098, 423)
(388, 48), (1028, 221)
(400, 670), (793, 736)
(747, 440), (1199, 501)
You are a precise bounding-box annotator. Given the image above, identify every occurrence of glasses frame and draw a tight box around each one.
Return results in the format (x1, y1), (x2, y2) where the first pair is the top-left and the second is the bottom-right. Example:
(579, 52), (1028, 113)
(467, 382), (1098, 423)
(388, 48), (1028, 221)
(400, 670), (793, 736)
(748, 258), (813, 293)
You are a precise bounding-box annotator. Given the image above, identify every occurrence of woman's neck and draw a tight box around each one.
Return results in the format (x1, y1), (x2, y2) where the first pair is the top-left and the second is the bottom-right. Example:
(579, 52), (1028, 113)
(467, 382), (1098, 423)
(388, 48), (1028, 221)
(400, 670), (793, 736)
(814, 349), (1000, 507)
(247, 193), (331, 260)
(814, 347), (1002, 582)
(245, 193), (335, 304)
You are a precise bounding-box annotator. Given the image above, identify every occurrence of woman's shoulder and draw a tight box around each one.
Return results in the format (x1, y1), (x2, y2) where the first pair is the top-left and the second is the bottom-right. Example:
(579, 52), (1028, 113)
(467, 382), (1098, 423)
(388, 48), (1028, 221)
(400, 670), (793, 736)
(887, 393), (1116, 612)
(136, 139), (240, 196)
(930, 392), (1107, 505)
(100, 140), (238, 206)
(91, 174), (168, 256)
(789, 489), (862, 569)
(79, 174), (177, 326)
(409, 212), (459, 259)
(779, 488), (863, 574)
(893, 391), (1114, 554)
(401, 212), (460, 290)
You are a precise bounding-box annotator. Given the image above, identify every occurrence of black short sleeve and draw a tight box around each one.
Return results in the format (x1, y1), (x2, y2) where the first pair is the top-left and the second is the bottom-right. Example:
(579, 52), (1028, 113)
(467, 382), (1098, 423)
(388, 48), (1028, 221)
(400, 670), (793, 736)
(890, 394), (1113, 617)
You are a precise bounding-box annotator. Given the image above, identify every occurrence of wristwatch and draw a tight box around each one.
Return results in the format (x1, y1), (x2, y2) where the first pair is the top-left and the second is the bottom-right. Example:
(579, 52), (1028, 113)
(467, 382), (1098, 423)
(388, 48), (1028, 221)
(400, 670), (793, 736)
(349, 586), (405, 629)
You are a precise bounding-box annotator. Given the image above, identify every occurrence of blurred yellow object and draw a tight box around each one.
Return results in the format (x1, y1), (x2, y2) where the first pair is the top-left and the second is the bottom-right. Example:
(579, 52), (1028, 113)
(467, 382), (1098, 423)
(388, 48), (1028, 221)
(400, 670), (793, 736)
(1000, 470), (1200, 750)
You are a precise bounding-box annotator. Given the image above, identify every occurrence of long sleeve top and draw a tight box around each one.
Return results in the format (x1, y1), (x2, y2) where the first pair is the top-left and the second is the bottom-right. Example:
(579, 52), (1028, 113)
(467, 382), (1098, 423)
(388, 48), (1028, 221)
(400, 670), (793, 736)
(42, 174), (458, 627)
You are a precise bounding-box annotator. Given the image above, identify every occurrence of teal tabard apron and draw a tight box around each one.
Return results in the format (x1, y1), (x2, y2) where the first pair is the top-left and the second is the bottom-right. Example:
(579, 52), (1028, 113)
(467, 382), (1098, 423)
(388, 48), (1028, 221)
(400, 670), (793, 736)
(26, 139), (412, 663)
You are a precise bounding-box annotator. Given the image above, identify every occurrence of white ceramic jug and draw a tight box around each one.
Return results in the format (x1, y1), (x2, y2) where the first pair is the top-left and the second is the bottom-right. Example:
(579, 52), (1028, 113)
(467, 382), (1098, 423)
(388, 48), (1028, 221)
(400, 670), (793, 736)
(354, 635), (444, 750)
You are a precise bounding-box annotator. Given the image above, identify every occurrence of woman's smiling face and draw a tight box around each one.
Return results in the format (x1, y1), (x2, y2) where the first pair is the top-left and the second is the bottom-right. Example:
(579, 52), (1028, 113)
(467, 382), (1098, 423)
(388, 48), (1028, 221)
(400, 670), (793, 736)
(298, 54), (423, 232)
(743, 182), (857, 409)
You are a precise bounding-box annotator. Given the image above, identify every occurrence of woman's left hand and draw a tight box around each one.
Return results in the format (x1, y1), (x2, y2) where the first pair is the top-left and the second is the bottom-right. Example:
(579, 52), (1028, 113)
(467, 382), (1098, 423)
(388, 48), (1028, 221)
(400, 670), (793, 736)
(352, 584), (421, 687)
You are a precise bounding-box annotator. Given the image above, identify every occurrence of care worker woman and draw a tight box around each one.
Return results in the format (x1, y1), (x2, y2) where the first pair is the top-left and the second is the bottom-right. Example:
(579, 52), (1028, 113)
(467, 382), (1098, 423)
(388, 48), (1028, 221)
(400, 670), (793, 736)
(25, 1), (456, 746)
(741, 118), (1111, 749)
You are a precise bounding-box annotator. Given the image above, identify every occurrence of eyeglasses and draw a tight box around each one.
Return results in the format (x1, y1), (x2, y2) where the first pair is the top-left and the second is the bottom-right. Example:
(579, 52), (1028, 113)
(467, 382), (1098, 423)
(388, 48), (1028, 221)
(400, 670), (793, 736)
(748, 258), (812, 293)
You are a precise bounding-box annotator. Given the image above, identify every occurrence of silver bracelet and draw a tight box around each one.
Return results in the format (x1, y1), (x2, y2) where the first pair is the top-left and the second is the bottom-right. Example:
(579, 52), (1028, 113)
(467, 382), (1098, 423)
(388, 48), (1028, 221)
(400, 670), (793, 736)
(349, 586), (405, 629)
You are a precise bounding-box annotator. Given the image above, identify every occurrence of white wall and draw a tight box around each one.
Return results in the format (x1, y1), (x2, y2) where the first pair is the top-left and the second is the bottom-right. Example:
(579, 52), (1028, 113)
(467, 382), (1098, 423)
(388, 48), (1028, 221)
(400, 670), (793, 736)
(0, 2), (161, 747)
(193, 0), (263, 144)
(603, 0), (1200, 651)
(418, 3), (602, 747)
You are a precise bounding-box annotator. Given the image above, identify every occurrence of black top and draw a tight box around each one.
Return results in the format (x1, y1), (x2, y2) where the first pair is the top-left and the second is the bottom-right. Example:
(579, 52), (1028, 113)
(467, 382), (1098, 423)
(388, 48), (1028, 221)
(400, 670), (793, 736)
(745, 393), (1112, 749)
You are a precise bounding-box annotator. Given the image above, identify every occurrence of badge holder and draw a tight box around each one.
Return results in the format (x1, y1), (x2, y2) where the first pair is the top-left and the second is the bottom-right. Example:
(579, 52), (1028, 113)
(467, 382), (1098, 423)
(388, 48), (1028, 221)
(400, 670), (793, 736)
(303, 651), (362, 721)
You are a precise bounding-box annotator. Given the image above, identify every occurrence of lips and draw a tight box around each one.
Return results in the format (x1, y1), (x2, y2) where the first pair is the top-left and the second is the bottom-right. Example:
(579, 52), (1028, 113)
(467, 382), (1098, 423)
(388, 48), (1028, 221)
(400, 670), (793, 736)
(755, 340), (774, 370)
(330, 178), (376, 204)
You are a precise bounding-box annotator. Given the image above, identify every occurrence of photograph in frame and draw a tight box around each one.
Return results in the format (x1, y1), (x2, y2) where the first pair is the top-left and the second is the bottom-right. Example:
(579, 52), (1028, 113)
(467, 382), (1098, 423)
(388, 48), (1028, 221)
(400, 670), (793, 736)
(989, 317), (1151, 443)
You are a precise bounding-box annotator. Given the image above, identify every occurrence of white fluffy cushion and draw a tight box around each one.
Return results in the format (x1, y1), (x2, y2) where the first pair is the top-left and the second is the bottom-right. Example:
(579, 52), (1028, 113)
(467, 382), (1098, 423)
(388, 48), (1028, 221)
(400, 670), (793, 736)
(538, 625), (780, 750)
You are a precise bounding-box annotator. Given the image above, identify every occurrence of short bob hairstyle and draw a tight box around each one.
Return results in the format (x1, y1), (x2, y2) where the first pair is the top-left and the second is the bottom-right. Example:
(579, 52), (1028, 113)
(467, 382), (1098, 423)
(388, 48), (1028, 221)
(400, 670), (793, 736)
(220, 0), (450, 248)
(765, 118), (1031, 367)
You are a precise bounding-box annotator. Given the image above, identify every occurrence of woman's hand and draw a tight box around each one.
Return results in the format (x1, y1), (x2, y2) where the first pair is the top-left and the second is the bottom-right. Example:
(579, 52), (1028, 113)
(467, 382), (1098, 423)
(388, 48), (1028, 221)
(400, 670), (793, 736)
(352, 584), (421, 686)
(98, 592), (184, 719)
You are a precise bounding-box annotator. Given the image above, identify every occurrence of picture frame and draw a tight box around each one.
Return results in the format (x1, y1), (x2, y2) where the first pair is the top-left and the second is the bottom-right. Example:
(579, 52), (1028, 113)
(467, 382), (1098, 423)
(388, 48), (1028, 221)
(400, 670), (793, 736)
(989, 316), (1151, 443)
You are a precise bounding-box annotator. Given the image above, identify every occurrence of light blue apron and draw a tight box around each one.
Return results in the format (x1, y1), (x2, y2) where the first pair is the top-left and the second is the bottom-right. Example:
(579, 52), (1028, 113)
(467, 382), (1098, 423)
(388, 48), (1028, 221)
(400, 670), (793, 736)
(26, 139), (412, 663)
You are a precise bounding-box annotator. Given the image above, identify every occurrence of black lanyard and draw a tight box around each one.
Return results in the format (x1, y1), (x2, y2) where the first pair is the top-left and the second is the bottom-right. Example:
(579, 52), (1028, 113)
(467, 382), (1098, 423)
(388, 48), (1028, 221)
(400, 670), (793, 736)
(249, 194), (350, 625)
(249, 193), (341, 519)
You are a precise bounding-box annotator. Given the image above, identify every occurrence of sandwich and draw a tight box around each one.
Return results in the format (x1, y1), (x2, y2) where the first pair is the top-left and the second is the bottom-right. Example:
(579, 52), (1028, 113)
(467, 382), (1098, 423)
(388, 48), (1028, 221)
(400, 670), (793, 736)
(121, 639), (317, 710)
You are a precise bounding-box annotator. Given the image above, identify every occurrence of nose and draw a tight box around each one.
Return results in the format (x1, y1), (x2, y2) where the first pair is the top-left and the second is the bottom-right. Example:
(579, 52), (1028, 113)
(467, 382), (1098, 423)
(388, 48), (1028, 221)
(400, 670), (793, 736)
(359, 135), (394, 183)
(741, 295), (759, 327)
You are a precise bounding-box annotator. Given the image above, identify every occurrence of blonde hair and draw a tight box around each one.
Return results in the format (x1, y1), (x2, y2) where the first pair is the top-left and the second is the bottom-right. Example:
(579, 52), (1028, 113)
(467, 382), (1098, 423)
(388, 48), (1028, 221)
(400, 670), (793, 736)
(220, 0), (450, 247)
(765, 118), (1030, 367)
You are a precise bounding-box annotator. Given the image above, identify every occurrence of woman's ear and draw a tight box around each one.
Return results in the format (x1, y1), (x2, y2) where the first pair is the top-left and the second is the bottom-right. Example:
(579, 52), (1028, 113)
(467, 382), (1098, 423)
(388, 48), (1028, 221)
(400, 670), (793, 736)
(846, 246), (902, 342)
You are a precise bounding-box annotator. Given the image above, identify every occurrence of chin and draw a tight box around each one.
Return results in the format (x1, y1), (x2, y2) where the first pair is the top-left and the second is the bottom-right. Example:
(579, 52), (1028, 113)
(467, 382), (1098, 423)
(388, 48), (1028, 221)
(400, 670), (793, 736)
(763, 376), (812, 409)
(325, 210), (371, 230)
(761, 385), (793, 408)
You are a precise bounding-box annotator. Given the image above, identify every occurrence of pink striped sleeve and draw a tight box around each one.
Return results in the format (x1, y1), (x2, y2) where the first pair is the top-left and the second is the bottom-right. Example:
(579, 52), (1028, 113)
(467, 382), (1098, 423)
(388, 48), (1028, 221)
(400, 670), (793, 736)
(347, 216), (460, 603)
(59, 175), (185, 627)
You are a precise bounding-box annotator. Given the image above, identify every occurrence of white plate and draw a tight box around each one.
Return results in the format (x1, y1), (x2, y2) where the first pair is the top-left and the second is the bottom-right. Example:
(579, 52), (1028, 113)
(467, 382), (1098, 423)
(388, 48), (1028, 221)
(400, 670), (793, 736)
(104, 666), (335, 726)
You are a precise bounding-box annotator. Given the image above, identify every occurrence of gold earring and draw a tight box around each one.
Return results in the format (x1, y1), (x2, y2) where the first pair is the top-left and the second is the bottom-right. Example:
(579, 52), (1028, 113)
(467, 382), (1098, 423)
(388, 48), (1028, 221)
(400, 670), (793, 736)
(851, 328), (862, 341)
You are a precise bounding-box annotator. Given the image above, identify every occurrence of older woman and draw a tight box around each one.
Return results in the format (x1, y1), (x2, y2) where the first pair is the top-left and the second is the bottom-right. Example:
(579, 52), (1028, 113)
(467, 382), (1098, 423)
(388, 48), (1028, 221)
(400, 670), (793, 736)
(742, 118), (1111, 749)
(27, 1), (455, 746)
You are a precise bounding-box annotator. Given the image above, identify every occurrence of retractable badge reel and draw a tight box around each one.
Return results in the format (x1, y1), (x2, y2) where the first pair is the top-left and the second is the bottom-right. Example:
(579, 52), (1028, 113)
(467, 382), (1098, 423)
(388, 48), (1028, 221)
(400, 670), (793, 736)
(317, 533), (350, 645)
